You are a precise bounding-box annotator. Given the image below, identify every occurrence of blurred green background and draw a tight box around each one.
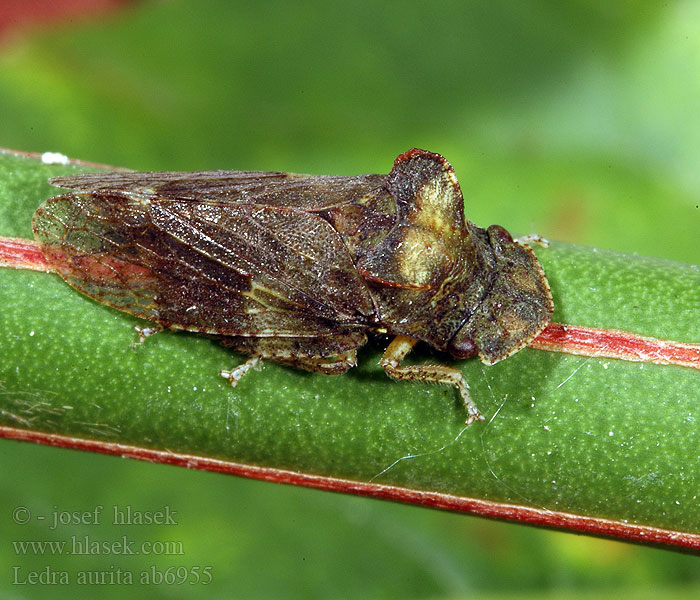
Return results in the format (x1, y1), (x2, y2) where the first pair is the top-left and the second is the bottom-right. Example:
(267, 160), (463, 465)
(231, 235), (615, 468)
(1, 1), (699, 598)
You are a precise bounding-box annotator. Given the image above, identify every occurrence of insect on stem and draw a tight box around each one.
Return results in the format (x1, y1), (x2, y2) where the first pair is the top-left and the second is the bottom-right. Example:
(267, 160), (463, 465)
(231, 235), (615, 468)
(31, 148), (554, 424)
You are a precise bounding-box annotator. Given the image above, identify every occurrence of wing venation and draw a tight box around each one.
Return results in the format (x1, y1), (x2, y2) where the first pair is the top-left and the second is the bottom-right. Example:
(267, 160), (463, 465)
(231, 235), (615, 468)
(33, 188), (378, 336)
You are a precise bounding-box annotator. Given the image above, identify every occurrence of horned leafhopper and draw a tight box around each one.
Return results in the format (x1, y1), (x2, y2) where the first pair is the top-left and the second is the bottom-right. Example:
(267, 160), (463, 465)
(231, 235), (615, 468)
(33, 149), (553, 424)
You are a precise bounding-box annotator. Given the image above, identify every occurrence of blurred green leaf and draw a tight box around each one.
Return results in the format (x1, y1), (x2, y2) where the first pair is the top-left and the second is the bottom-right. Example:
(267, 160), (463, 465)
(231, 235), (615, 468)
(2, 149), (699, 535)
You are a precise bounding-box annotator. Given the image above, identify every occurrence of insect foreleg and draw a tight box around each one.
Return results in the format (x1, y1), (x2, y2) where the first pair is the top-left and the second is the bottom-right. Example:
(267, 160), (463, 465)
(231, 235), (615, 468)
(380, 335), (485, 425)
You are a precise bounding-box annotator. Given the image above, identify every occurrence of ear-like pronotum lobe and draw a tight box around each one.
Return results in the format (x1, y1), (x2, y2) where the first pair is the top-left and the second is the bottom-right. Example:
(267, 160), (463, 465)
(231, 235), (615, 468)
(358, 148), (467, 290)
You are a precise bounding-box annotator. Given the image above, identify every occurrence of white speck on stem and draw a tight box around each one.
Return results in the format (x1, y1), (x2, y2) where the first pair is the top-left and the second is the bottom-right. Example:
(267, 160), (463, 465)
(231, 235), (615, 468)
(41, 151), (70, 165)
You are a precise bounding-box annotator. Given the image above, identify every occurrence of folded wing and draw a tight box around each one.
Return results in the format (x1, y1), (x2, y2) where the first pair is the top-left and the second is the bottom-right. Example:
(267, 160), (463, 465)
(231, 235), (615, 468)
(35, 171), (385, 336)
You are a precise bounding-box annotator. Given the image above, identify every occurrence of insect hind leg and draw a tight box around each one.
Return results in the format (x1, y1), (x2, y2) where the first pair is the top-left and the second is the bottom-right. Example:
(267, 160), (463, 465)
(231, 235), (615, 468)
(380, 335), (485, 425)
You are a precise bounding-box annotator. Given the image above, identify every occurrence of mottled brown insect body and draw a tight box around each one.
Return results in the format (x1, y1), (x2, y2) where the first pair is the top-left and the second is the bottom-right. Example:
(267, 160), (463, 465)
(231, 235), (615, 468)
(33, 149), (553, 424)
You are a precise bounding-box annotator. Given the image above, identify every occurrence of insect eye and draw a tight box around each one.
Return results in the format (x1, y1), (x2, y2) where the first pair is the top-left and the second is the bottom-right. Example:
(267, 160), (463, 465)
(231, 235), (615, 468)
(447, 335), (477, 359)
(488, 224), (513, 245)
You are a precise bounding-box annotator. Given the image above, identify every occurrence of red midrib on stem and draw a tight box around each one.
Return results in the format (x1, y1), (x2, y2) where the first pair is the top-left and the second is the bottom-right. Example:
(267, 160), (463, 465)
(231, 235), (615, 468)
(1, 425), (699, 551)
(0, 236), (49, 271)
(531, 322), (700, 369)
